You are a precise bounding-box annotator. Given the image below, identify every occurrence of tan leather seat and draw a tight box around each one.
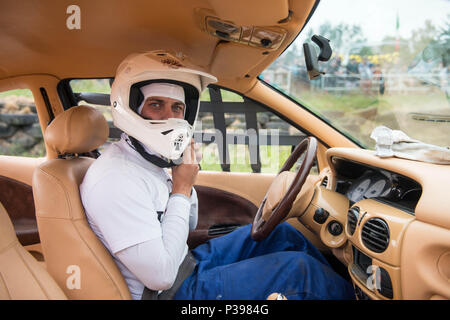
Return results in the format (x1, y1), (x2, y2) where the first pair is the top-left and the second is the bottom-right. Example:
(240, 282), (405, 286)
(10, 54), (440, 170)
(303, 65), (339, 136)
(32, 105), (131, 300)
(0, 201), (66, 299)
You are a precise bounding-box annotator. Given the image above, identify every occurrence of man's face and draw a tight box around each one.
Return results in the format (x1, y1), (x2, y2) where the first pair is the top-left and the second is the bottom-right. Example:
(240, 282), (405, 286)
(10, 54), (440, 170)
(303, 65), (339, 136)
(140, 96), (185, 120)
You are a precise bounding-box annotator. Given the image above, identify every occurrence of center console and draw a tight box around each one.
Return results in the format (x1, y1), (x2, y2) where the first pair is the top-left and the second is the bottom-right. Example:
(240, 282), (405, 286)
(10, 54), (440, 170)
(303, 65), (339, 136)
(350, 245), (393, 300)
(345, 199), (414, 300)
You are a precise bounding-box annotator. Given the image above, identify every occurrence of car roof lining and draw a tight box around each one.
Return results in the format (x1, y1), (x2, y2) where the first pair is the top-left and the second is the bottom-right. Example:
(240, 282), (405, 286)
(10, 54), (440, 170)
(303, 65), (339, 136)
(0, 0), (317, 94)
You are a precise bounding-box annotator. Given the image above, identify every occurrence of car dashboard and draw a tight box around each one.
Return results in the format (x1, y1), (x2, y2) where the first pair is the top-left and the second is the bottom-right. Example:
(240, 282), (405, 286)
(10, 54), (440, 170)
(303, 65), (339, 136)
(332, 156), (422, 300)
(296, 147), (450, 300)
(333, 157), (422, 215)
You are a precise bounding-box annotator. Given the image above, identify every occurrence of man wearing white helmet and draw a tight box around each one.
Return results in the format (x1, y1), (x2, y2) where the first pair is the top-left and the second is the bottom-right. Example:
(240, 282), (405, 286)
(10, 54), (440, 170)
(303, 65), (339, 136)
(80, 52), (355, 300)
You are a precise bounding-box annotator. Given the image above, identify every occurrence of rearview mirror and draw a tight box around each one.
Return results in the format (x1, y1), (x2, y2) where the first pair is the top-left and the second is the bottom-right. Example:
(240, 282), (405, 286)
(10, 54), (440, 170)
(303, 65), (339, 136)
(303, 35), (332, 80)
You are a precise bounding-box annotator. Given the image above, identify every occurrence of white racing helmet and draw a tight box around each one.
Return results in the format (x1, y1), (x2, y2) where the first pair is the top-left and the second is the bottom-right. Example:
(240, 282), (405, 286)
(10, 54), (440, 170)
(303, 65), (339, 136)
(110, 51), (217, 160)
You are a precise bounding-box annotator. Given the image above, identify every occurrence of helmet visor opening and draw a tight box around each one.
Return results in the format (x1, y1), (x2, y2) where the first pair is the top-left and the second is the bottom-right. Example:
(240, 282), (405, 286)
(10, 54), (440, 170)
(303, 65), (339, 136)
(129, 79), (200, 126)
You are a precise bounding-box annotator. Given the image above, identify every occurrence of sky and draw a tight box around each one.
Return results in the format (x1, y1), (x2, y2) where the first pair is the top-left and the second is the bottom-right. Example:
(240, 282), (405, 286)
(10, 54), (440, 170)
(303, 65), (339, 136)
(305, 0), (449, 43)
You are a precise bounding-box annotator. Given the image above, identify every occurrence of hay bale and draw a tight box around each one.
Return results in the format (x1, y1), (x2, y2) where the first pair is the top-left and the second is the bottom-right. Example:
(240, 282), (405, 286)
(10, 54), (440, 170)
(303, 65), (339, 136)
(0, 113), (38, 126)
(23, 123), (43, 139)
(9, 131), (36, 149)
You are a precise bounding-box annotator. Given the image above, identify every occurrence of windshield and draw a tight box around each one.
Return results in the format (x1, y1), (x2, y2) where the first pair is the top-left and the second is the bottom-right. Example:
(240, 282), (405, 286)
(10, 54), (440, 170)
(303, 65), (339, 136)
(260, 0), (450, 149)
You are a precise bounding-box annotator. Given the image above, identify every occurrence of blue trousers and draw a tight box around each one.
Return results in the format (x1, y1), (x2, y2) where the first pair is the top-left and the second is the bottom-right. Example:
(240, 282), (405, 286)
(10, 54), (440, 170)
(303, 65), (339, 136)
(174, 222), (355, 300)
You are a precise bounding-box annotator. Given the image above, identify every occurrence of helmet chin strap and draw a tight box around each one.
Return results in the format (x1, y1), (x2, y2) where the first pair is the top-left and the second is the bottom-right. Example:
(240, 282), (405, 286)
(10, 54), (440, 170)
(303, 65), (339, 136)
(128, 136), (181, 168)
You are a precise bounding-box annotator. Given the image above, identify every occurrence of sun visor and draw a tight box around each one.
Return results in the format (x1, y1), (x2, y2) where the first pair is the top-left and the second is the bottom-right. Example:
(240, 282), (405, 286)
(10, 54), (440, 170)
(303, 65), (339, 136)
(208, 0), (289, 26)
(210, 42), (268, 80)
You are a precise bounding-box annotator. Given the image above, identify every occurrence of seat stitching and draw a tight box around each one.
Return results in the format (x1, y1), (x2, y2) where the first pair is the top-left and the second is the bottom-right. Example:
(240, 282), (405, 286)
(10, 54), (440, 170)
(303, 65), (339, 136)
(14, 243), (50, 299)
(0, 239), (18, 255)
(0, 271), (11, 299)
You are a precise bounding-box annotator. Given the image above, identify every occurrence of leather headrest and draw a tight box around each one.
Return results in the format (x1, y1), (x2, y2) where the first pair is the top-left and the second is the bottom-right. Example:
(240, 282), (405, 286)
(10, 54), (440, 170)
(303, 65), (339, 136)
(45, 105), (109, 156)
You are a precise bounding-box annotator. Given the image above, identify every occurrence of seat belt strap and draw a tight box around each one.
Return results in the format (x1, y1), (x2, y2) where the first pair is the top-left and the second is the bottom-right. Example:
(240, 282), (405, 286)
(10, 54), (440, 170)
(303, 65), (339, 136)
(128, 136), (178, 168)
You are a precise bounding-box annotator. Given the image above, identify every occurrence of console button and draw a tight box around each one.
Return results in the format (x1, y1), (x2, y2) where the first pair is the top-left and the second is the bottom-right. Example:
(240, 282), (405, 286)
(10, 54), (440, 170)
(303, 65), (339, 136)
(328, 221), (343, 236)
(313, 208), (329, 224)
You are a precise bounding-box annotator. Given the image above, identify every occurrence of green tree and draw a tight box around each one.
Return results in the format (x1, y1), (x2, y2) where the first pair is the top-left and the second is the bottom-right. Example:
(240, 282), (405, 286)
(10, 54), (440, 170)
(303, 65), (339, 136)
(410, 19), (440, 55)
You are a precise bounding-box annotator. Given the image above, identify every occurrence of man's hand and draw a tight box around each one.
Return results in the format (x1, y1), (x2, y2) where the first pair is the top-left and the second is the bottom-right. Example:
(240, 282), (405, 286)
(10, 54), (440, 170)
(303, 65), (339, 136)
(171, 139), (199, 197)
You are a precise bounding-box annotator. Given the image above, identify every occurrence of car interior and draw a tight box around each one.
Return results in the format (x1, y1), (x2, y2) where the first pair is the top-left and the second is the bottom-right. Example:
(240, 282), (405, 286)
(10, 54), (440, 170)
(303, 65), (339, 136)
(0, 0), (449, 300)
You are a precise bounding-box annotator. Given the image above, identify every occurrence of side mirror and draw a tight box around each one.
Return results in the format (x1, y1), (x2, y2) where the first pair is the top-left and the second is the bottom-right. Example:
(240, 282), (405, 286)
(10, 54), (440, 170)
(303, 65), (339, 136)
(303, 35), (332, 80)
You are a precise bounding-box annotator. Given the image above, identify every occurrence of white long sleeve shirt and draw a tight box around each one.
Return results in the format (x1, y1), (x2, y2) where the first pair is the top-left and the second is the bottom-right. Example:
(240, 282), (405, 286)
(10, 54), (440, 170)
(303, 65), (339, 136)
(80, 134), (198, 299)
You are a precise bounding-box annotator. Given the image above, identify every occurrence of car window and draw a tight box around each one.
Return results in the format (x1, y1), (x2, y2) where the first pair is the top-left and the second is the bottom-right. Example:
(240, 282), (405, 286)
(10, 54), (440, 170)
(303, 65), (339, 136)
(0, 89), (45, 157)
(69, 79), (117, 151)
(260, 0), (450, 149)
(68, 79), (316, 174)
(196, 86), (313, 174)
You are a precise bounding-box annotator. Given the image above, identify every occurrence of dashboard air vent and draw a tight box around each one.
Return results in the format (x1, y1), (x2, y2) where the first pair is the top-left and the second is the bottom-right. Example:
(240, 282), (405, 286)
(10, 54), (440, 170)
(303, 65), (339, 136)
(361, 218), (390, 253)
(321, 176), (328, 187)
(347, 207), (359, 235)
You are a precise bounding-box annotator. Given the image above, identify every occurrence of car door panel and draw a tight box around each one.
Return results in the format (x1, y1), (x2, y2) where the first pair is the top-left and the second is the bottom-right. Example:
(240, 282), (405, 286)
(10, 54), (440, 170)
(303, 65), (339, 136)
(188, 185), (258, 248)
(196, 171), (276, 206)
(0, 156), (44, 185)
(192, 170), (328, 250)
(187, 171), (270, 248)
(187, 172), (275, 248)
(0, 156), (45, 245)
